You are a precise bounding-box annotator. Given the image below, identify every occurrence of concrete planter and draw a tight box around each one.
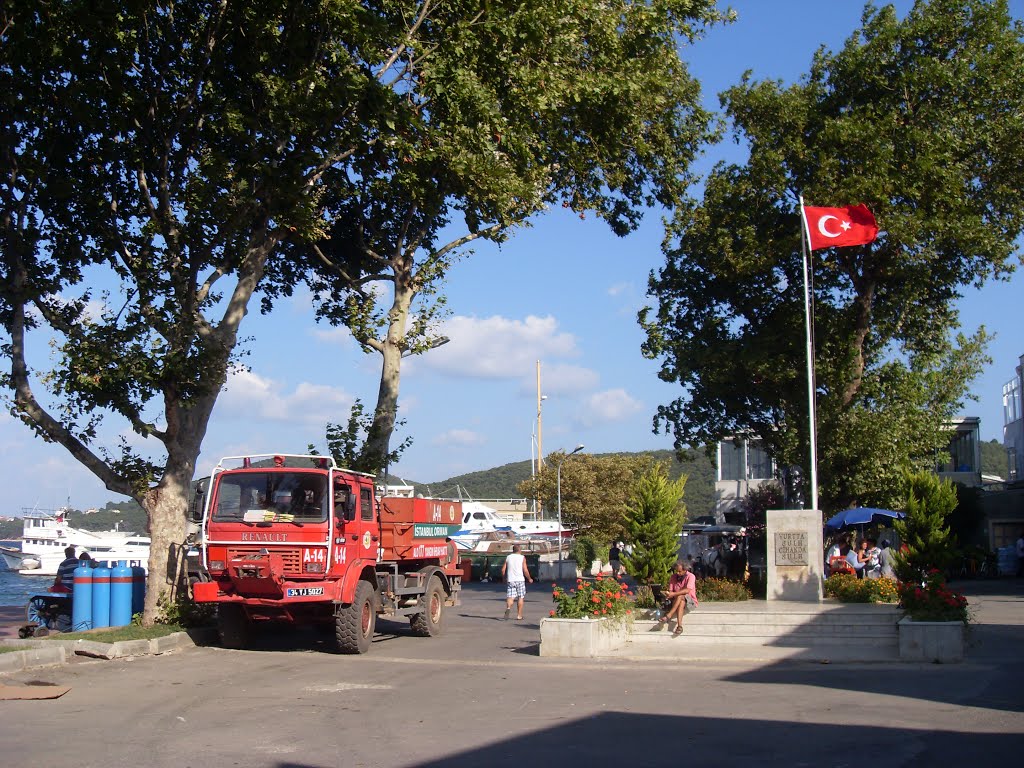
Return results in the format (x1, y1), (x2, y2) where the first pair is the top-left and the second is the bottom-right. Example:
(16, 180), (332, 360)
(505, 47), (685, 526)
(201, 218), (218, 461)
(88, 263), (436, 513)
(898, 617), (965, 662)
(539, 616), (630, 658)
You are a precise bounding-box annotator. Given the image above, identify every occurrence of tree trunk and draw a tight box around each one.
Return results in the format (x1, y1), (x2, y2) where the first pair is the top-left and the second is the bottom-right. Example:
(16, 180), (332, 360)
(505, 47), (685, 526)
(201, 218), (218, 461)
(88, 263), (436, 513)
(361, 278), (415, 474)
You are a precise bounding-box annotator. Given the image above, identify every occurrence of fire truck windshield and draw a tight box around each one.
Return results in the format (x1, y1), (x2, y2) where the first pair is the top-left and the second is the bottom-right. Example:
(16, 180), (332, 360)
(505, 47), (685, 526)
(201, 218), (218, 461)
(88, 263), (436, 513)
(211, 472), (328, 524)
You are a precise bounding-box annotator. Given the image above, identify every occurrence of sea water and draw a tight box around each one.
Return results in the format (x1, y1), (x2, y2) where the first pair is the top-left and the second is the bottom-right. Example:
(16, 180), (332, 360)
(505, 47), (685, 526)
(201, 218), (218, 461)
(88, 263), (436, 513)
(0, 541), (54, 606)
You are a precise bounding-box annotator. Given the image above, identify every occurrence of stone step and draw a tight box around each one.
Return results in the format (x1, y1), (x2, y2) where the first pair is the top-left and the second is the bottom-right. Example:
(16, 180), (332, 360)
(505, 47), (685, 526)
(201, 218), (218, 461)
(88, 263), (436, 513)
(605, 639), (901, 662)
(627, 630), (897, 646)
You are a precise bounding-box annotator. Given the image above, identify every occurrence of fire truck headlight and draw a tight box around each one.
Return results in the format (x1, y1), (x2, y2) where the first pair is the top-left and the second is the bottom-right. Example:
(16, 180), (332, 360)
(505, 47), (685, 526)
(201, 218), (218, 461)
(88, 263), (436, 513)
(209, 560), (225, 571)
(304, 562), (325, 574)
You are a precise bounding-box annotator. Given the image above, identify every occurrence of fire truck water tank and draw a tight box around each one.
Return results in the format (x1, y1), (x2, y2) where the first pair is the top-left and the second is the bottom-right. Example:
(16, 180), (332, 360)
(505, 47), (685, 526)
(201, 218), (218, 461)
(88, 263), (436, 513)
(91, 565), (111, 629)
(110, 560), (133, 627)
(72, 564), (93, 632)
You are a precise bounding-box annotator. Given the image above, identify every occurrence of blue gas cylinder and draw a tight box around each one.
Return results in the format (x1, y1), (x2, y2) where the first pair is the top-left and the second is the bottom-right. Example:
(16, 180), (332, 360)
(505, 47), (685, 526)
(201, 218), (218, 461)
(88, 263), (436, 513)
(110, 560), (133, 627)
(131, 566), (146, 615)
(91, 564), (111, 629)
(72, 563), (93, 632)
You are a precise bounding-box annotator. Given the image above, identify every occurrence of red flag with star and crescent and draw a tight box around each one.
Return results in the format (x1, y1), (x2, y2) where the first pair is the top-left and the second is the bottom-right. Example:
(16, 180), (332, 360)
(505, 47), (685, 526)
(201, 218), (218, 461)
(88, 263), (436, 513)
(803, 204), (878, 250)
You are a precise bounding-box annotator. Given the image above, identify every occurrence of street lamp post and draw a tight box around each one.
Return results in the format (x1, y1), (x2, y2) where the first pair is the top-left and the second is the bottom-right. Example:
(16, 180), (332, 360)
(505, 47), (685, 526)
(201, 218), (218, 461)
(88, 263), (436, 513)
(556, 444), (585, 567)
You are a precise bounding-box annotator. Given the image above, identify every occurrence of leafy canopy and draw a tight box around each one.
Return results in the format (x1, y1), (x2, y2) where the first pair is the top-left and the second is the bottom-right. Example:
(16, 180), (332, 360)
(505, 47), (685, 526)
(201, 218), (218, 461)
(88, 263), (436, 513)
(641, 0), (1024, 512)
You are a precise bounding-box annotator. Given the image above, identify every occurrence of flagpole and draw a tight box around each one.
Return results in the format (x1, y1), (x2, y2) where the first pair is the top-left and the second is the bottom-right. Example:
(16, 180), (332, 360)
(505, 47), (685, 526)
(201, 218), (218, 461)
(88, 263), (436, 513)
(798, 196), (820, 514)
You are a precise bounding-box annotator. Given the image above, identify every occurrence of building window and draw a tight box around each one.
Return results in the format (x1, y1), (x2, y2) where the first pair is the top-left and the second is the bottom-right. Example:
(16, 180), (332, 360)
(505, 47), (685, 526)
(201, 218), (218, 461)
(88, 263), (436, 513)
(1009, 448), (1018, 481)
(939, 429), (977, 473)
(747, 439), (772, 480)
(1004, 378), (1022, 425)
(718, 440), (745, 481)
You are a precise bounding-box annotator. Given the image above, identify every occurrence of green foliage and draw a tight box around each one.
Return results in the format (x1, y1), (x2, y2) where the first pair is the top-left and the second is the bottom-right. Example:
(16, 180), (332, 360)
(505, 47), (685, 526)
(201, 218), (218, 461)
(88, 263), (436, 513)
(569, 535), (601, 569)
(695, 578), (752, 602)
(824, 574), (899, 603)
(893, 471), (958, 582)
(631, 584), (659, 610)
(154, 592), (214, 629)
(980, 439), (1010, 480)
(432, 449), (715, 516)
(641, 0), (1024, 513)
(621, 464), (687, 584)
(309, 398), (412, 475)
(899, 569), (969, 623)
(518, 452), (662, 543)
(549, 575), (633, 620)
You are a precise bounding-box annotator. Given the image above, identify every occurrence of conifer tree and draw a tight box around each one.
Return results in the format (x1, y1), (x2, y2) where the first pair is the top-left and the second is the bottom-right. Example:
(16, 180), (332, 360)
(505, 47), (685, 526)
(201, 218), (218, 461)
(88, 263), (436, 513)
(893, 471), (958, 582)
(622, 465), (687, 584)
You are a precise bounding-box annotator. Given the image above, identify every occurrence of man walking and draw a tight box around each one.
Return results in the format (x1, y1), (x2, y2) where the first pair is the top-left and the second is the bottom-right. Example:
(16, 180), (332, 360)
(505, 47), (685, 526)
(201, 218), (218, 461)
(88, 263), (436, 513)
(501, 544), (533, 620)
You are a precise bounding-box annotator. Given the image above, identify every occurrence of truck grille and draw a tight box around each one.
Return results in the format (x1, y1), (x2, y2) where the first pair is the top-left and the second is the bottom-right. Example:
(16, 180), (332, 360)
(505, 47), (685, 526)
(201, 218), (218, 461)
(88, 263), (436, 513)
(226, 547), (302, 576)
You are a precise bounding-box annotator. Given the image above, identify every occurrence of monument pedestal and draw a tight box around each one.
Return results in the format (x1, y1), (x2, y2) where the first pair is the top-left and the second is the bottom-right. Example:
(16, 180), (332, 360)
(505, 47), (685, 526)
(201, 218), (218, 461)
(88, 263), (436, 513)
(766, 509), (823, 602)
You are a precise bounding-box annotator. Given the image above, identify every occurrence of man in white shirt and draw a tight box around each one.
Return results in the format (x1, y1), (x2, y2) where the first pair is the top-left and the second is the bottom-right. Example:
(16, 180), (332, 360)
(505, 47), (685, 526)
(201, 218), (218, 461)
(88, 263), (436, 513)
(501, 544), (533, 621)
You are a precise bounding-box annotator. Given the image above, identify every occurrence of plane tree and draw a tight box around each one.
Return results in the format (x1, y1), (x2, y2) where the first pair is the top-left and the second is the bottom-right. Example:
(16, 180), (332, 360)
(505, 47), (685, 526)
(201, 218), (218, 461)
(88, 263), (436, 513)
(0, 1), (724, 621)
(273, 0), (729, 473)
(641, 0), (1024, 513)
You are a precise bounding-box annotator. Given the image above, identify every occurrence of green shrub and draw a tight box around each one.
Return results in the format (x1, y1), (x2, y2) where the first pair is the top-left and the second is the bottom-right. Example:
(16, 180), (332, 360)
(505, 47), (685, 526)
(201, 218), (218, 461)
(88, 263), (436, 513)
(632, 584), (658, 609)
(621, 464), (687, 583)
(154, 591), (215, 628)
(696, 577), (751, 602)
(569, 535), (600, 569)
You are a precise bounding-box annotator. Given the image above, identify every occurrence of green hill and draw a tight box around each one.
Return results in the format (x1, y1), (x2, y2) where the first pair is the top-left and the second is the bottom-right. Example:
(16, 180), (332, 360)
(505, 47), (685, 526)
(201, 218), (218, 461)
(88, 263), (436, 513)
(981, 438), (1009, 479)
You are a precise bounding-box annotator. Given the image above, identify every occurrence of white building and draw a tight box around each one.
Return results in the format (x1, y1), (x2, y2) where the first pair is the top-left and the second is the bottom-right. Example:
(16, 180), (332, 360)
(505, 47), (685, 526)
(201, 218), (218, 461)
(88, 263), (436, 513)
(1003, 353), (1023, 482)
(714, 437), (775, 523)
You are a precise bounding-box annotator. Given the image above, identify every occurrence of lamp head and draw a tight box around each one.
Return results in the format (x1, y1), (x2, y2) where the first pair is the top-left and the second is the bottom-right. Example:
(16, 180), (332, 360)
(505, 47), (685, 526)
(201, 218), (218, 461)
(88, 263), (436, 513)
(571, 444), (585, 455)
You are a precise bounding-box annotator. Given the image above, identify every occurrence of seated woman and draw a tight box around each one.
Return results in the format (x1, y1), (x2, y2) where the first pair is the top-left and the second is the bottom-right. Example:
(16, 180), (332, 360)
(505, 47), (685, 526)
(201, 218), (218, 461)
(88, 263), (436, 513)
(659, 560), (698, 636)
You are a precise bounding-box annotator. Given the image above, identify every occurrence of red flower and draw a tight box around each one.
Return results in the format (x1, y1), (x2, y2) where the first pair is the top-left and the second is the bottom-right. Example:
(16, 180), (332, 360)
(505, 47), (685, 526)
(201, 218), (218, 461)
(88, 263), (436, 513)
(602, 609), (607, 614)
(606, 601), (613, 608)
(591, 595), (600, 603)
(593, 610), (600, 615)
(549, 610), (556, 617)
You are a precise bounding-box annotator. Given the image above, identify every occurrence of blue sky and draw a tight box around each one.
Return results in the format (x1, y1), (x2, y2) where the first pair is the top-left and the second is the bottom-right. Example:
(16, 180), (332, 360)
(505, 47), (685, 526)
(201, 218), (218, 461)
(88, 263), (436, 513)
(3, 0), (1022, 515)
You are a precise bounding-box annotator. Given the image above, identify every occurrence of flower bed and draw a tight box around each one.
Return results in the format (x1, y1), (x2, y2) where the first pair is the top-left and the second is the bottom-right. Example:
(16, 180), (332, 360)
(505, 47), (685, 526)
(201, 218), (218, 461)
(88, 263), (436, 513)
(824, 573), (899, 603)
(898, 569), (969, 623)
(550, 575), (633, 619)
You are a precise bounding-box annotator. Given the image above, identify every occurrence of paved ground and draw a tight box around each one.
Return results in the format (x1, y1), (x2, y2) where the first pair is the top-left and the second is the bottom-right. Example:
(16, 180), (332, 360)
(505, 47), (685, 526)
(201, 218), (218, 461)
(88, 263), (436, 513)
(1, 578), (1022, 768)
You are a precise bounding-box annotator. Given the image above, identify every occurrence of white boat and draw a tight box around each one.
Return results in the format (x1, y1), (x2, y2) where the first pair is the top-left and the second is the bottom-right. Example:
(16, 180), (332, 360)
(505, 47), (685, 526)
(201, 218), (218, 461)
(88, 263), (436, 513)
(451, 500), (571, 550)
(0, 508), (150, 575)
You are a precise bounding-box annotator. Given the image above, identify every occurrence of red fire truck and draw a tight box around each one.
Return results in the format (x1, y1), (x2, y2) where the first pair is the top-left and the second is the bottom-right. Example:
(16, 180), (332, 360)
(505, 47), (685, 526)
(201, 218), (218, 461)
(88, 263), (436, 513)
(191, 454), (462, 654)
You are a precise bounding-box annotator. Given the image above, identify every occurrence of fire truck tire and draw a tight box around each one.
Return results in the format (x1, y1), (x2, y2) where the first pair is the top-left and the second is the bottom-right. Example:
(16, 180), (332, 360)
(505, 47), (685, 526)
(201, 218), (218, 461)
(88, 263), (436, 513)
(335, 580), (376, 654)
(410, 575), (446, 637)
(217, 605), (250, 650)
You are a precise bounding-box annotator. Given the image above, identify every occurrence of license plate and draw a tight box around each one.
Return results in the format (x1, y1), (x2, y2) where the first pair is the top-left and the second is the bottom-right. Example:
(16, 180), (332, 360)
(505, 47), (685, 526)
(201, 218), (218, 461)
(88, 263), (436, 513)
(286, 587), (324, 597)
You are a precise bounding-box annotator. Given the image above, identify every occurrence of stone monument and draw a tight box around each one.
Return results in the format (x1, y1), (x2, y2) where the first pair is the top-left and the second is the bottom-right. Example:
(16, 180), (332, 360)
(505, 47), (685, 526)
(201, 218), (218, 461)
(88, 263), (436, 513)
(766, 509), (823, 602)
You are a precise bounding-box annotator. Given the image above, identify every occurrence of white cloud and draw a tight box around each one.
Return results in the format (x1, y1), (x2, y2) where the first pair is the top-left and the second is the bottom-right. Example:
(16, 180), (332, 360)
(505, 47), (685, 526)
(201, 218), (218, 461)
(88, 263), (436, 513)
(607, 282), (632, 297)
(311, 326), (355, 346)
(431, 429), (486, 447)
(423, 314), (579, 379)
(536, 363), (600, 396)
(575, 388), (644, 427)
(219, 369), (355, 426)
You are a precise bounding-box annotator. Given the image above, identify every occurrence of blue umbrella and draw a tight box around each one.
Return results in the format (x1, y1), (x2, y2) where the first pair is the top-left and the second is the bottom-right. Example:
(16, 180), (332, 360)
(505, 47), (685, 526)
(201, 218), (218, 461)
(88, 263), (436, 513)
(824, 507), (905, 531)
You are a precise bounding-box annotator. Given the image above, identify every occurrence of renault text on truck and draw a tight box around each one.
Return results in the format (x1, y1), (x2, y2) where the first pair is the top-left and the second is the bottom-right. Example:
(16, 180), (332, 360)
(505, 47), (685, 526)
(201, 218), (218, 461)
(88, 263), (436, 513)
(191, 454), (462, 653)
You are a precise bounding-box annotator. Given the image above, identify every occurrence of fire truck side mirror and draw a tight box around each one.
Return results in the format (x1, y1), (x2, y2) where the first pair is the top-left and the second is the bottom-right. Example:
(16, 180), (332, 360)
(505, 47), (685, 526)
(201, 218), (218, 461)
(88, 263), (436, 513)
(188, 479), (207, 523)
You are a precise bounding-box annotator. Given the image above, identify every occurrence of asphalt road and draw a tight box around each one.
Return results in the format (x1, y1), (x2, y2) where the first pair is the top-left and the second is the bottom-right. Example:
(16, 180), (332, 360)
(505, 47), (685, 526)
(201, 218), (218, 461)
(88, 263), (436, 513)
(2, 579), (1022, 768)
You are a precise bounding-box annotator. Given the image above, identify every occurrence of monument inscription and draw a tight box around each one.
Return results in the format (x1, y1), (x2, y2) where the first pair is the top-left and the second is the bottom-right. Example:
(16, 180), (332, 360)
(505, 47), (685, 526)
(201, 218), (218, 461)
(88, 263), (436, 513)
(774, 531), (808, 566)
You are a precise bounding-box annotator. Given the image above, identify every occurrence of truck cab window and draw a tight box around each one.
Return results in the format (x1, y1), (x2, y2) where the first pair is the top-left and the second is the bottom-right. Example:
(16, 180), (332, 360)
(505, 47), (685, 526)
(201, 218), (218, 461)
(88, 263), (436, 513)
(360, 487), (374, 521)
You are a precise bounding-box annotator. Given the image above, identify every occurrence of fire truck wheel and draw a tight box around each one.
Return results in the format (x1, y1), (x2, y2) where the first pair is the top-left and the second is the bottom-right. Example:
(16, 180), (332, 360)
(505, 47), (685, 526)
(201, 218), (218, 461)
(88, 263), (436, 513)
(410, 575), (446, 637)
(336, 580), (376, 654)
(217, 605), (250, 650)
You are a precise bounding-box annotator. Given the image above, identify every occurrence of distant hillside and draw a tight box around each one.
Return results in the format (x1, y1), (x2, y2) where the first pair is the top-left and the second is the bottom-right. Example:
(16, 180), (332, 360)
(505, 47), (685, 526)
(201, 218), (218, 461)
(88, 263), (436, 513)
(981, 438), (1009, 479)
(402, 449), (717, 518)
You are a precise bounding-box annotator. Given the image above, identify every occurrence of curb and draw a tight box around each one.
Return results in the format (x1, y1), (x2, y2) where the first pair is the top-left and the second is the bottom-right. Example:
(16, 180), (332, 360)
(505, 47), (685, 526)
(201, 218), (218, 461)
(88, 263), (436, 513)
(0, 627), (214, 674)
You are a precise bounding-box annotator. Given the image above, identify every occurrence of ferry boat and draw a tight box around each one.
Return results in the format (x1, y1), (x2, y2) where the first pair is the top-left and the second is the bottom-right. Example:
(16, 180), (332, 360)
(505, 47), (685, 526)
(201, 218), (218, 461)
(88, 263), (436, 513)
(0, 508), (150, 575)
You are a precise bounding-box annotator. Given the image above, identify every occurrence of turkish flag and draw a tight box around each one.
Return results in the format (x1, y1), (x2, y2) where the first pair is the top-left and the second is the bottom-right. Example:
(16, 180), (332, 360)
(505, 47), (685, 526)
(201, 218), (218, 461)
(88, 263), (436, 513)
(803, 204), (878, 250)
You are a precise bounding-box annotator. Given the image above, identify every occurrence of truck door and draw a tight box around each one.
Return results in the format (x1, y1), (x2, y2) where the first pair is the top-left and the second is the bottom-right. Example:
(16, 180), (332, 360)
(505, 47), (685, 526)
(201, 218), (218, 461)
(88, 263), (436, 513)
(331, 478), (377, 571)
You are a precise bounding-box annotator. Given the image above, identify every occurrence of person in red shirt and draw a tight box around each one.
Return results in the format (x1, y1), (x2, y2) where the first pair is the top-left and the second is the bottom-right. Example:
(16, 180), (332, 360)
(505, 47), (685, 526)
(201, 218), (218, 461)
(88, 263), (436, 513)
(659, 560), (698, 636)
